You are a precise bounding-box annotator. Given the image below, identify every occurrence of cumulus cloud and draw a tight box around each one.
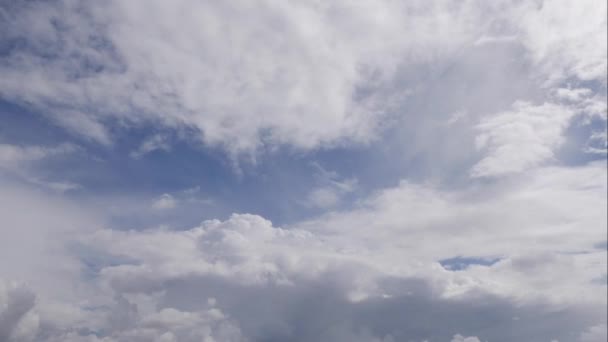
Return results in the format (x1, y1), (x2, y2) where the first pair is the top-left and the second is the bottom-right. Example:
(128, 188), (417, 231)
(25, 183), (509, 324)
(2, 156), (606, 341)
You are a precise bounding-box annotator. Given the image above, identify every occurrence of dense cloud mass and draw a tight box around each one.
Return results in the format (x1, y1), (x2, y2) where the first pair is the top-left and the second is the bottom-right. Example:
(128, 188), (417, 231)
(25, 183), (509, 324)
(1, 0), (604, 154)
(0, 0), (606, 341)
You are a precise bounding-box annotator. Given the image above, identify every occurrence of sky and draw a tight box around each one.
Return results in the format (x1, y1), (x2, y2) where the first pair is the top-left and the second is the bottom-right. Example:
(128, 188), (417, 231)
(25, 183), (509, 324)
(0, 1), (606, 341)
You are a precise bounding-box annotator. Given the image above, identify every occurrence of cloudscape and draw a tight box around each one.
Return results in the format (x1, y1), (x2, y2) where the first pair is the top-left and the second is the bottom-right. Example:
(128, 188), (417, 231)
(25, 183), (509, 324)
(0, 1), (606, 341)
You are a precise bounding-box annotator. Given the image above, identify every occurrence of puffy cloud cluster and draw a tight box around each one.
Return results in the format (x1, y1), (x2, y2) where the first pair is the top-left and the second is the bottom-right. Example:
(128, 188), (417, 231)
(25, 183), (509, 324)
(1, 160), (606, 341)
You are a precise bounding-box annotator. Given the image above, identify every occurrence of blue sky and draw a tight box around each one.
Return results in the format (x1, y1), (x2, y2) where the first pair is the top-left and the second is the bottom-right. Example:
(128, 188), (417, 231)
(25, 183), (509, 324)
(0, 1), (607, 341)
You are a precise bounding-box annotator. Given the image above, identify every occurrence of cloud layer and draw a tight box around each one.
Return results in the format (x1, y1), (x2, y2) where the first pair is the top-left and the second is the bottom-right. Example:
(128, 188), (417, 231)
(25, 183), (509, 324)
(1, 0), (604, 155)
(0, 0), (606, 341)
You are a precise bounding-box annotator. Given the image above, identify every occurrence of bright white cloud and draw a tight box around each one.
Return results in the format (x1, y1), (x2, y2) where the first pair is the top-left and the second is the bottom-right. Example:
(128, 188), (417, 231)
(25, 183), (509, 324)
(3, 0), (603, 155)
(516, 0), (608, 83)
(471, 85), (607, 178)
(470, 101), (575, 177)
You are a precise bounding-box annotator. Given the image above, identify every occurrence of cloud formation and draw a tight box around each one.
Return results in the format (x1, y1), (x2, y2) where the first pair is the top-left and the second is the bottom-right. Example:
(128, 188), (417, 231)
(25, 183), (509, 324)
(0, 0), (606, 341)
(1, 160), (606, 341)
(1, 0), (604, 155)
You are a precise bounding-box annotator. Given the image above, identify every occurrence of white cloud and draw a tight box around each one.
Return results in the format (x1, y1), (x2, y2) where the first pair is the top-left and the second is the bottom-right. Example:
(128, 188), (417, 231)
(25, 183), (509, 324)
(516, 0), (607, 84)
(470, 101), (575, 177)
(471, 85), (607, 178)
(130, 135), (171, 159)
(451, 335), (481, 342)
(0, 160), (598, 341)
(0, 0), (603, 157)
(0, 143), (77, 169)
(296, 161), (607, 304)
(1, 162), (606, 340)
(0, 180), (104, 341)
(3, 0), (585, 155)
(152, 194), (178, 210)
(306, 188), (342, 209)
(53, 110), (113, 146)
(0, 1), (606, 341)
(55, 181), (607, 339)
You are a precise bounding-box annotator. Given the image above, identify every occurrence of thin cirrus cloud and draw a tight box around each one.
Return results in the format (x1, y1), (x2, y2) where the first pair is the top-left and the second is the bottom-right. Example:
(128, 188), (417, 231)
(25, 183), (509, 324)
(0, 0), (606, 341)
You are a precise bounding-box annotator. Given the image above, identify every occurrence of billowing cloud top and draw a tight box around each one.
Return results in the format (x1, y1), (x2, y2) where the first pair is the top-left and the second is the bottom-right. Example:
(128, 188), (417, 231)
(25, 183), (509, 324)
(0, 0), (606, 341)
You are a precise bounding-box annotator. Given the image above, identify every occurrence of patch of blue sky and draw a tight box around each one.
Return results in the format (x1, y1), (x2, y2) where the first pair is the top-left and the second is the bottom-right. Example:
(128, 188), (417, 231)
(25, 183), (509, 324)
(439, 256), (502, 271)
(0, 100), (368, 227)
(558, 114), (607, 165)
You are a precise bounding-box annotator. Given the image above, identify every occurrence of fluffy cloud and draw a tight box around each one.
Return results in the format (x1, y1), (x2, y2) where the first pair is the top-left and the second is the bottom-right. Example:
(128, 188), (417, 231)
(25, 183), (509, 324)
(296, 162), (607, 305)
(1, 0), (603, 155)
(470, 101), (575, 177)
(2, 157), (606, 341)
(516, 0), (607, 83)
(470, 86), (606, 178)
